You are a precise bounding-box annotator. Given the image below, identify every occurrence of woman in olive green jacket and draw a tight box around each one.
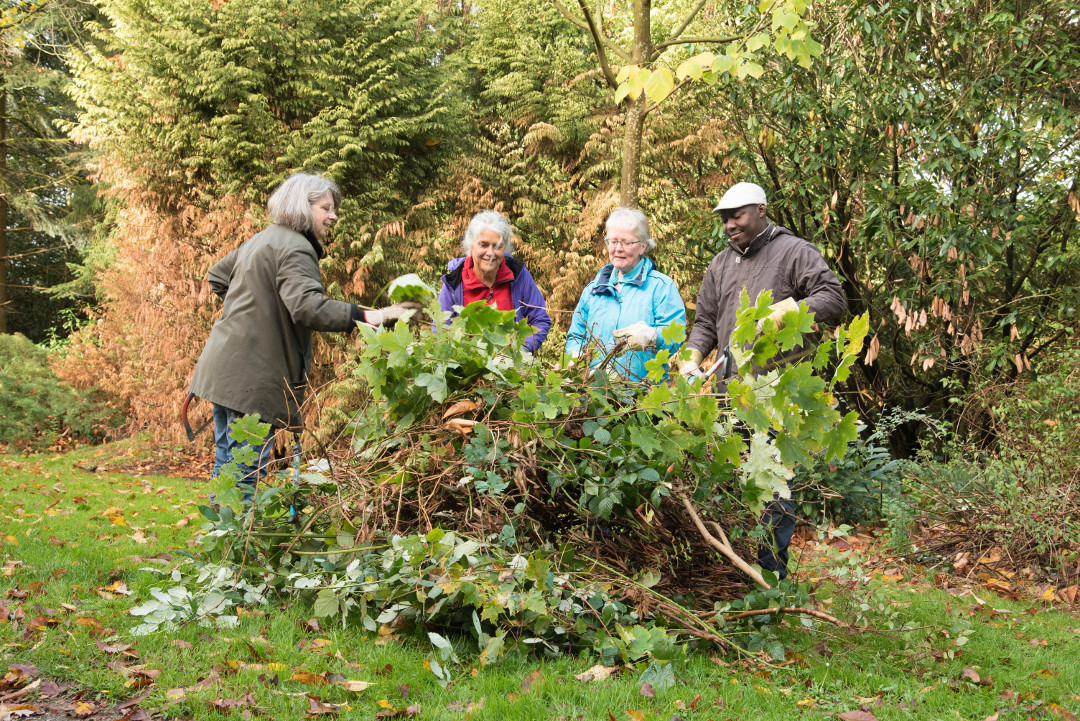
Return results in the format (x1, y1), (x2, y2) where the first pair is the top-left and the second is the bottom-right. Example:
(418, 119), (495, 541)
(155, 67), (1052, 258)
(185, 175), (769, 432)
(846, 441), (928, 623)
(189, 173), (412, 492)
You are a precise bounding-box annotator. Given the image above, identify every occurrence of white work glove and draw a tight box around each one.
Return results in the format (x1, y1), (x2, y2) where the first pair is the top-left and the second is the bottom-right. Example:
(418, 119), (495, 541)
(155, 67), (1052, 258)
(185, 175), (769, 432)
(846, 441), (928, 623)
(365, 301), (423, 326)
(678, 348), (707, 381)
(612, 321), (657, 349)
(756, 297), (799, 333)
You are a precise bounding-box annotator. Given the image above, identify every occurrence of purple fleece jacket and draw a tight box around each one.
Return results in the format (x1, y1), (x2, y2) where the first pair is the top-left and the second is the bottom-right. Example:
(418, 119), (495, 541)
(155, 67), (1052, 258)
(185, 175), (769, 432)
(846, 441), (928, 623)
(438, 255), (551, 353)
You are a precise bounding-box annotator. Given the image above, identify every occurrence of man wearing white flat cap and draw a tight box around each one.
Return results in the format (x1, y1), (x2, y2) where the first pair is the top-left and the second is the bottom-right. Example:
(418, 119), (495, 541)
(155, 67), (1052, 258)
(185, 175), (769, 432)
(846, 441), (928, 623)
(682, 181), (846, 579)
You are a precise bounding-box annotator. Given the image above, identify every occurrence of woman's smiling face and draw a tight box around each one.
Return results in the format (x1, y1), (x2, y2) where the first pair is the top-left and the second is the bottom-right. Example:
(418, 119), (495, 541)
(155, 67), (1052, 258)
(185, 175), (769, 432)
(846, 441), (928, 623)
(471, 228), (506, 280)
(309, 193), (338, 240)
(606, 227), (646, 273)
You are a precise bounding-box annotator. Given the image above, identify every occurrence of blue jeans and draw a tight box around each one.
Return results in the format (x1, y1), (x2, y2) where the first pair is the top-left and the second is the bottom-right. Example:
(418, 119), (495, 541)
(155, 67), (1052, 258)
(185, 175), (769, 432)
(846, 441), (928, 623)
(211, 404), (275, 500)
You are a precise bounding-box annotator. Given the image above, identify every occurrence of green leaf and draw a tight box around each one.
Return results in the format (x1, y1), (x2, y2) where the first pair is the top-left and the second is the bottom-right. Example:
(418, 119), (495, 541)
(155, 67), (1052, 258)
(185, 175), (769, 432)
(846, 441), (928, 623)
(314, 590), (340, 618)
(627, 68), (650, 99)
(387, 273), (435, 303)
(644, 66), (675, 104)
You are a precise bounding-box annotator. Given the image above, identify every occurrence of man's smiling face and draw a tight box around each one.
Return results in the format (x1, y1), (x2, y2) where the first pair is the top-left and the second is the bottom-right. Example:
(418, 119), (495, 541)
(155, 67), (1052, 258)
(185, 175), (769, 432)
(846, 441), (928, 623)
(718, 204), (768, 249)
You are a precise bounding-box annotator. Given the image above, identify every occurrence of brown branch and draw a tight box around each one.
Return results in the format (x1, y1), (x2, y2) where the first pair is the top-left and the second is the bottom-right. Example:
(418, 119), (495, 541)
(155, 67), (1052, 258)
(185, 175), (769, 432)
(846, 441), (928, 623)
(723, 606), (845, 626)
(665, 0), (710, 45)
(551, 0), (631, 88)
(678, 493), (770, 588)
(653, 34), (741, 52)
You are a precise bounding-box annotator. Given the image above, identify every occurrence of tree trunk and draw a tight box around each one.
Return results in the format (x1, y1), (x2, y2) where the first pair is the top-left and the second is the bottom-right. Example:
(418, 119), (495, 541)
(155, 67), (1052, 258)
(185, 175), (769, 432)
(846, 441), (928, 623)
(618, 0), (652, 208)
(1, 80), (8, 335)
(620, 95), (646, 207)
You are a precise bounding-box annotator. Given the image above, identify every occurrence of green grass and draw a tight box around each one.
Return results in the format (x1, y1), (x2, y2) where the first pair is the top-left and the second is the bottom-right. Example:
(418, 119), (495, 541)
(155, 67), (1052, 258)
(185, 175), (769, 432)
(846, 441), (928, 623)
(2, 443), (1079, 720)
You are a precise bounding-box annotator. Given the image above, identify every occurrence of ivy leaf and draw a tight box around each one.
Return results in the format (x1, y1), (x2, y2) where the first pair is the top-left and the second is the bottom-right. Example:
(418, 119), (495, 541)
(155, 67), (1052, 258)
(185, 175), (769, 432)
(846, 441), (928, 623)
(415, 368), (448, 403)
(313, 591), (340, 619)
(628, 425), (662, 457)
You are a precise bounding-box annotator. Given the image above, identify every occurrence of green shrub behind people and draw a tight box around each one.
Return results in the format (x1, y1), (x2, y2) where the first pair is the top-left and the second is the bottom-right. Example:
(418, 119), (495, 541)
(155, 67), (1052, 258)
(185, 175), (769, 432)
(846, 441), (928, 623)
(0, 334), (122, 449)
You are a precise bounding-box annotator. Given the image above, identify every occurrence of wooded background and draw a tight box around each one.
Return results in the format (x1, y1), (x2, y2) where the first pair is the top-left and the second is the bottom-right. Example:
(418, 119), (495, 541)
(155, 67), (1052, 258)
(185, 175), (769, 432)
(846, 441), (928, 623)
(3, 0), (1077, 454)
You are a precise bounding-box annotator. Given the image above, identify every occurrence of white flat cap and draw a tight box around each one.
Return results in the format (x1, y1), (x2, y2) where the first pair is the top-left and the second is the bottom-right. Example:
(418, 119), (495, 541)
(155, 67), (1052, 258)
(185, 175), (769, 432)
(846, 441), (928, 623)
(713, 182), (768, 211)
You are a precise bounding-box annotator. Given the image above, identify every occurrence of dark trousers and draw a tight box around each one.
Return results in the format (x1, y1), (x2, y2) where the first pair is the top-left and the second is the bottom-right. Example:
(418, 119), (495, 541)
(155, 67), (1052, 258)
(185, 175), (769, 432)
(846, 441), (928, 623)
(757, 495), (796, 580)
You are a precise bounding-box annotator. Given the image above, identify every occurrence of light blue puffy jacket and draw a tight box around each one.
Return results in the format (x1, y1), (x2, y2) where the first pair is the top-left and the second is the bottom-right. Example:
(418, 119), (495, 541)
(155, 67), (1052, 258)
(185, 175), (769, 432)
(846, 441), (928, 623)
(565, 257), (687, 381)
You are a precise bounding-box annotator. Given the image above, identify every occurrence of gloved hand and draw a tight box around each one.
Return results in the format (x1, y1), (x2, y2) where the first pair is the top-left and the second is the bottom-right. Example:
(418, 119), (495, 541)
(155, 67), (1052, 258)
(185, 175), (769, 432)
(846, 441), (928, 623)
(678, 348), (707, 381)
(612, 321), (657, 349)
(365, 301), (423, 326)
(756, 297), (799, 332)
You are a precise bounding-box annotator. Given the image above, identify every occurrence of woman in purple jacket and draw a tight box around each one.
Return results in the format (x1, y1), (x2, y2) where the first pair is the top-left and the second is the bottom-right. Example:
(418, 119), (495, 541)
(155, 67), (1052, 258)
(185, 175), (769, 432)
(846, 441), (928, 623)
(437, 211), (551, 353)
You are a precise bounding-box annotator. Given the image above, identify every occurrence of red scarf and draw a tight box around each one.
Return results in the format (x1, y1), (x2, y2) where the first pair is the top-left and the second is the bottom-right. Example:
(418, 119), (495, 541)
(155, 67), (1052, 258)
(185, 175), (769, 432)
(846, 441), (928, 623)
(462, 257), (514, 310)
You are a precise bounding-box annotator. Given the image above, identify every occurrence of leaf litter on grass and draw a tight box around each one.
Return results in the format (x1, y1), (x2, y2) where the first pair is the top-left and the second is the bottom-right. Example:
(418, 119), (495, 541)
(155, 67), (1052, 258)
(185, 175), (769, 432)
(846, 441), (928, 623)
(5, 446), (1080, 721)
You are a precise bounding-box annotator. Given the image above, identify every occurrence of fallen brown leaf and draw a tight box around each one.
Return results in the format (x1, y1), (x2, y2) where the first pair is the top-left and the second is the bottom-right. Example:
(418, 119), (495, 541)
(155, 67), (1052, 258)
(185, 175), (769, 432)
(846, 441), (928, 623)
(306, 695), (341, 715)
(837, 712), (879, 721)
(574, 664), (617, 683)
(521, 670), (545, 693)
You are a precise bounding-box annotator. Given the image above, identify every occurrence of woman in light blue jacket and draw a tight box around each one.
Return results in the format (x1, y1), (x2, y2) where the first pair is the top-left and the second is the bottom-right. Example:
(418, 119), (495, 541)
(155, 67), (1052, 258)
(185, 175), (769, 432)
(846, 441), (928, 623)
(566, 207), (686, 381)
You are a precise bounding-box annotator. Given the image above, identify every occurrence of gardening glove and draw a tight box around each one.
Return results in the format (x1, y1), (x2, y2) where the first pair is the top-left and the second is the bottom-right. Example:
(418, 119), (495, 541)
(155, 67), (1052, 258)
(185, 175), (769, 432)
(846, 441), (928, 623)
(678, 348), (707, 382)
(612, 321), (657, 349)
(756, 297), (799, 333)
(364, 301), (423, 326)
(678, 345), (704, 375)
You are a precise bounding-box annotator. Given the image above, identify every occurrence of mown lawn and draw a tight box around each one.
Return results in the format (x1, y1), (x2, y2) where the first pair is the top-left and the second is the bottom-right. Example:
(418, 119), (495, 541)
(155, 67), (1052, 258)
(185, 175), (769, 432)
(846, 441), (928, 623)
(2, 443), (1078, 721)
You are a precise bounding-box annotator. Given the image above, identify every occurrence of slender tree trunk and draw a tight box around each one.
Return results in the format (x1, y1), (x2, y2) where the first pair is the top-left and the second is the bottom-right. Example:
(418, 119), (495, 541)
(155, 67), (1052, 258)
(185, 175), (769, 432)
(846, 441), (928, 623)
(1, 80), (8, 334)
(619, 0), (652, 208)
(620, 95), (646, 207)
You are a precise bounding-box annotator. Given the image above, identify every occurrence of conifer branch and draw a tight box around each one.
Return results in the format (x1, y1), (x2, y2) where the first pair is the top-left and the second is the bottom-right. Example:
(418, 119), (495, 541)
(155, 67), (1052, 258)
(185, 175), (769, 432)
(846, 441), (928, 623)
(0, 0), (49, 31)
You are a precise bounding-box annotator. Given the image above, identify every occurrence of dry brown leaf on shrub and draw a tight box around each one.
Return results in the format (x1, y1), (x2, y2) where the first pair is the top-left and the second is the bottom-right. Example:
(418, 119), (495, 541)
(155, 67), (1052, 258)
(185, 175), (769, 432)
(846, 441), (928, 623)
(444, 418), (477, 435)
(442, 399), (479, 420)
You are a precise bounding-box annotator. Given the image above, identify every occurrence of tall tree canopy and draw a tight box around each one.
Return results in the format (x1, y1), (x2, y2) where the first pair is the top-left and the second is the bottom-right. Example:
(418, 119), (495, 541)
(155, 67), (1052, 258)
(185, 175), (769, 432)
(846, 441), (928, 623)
(60, 0), (454, 433)
(43, 0), (1079, 451)
(710, 0), (1080, 451)
(1, 0), (96, 339)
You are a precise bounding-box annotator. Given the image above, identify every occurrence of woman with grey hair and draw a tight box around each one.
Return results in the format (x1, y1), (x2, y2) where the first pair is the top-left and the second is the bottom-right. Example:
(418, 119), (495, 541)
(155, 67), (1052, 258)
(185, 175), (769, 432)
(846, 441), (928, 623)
(565, 206), (686, 381)
(188, 172), (415, 496)
(437, 210), (551, 353)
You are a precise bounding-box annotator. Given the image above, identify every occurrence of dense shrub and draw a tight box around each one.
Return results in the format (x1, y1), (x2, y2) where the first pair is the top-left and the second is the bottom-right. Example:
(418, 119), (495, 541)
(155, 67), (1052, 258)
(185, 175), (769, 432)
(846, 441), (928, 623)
(791, 408), (935, 526)
(887, 348), (1080, 584)
(0, 334), (122, 449)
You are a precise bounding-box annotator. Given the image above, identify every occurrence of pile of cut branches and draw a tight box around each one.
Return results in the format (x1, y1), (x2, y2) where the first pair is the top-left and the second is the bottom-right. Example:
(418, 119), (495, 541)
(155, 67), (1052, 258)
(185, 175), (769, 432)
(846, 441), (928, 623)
(189, 296), (867, 673)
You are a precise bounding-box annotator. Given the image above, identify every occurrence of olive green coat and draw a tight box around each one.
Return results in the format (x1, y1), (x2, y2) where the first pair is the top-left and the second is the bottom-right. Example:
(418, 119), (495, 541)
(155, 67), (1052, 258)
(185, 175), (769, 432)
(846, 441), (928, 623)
(189, 224), (355, 428)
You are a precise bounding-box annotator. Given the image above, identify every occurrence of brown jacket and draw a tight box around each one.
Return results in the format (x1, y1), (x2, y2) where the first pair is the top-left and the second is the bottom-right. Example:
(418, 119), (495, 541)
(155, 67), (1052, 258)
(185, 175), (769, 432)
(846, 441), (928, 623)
(687, 224), (846, 366)
(189, 224), (356, 428)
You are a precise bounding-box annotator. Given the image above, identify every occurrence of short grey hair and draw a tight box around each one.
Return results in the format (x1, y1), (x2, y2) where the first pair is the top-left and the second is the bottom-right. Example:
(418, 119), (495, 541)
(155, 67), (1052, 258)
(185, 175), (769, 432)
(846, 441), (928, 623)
(266, 173), (341, 233)
(461, 210), (514, 256)
(605, 207), (656, 251)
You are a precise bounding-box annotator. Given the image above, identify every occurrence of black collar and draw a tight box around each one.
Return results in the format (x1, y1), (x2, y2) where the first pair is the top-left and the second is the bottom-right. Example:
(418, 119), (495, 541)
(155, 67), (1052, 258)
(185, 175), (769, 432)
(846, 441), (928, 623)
(302, 230), (326, 260)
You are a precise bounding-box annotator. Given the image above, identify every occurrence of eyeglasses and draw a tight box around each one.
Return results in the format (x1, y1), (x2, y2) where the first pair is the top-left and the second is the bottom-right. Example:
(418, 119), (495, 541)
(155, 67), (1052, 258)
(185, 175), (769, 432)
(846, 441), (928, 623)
(606, 238), (643, 249)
